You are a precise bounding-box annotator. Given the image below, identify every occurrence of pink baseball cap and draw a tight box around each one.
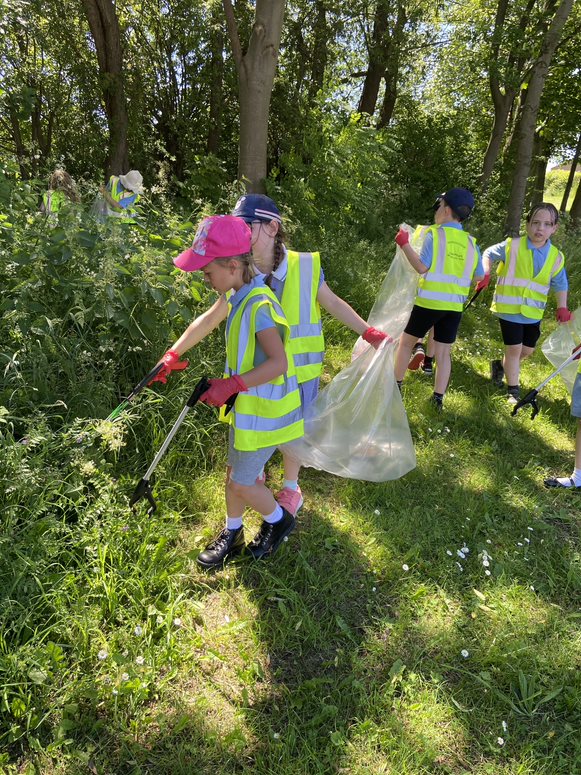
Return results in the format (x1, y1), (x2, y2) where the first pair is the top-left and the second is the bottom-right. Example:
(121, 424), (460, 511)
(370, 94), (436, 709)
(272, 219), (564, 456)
(174, 215), (252, 272)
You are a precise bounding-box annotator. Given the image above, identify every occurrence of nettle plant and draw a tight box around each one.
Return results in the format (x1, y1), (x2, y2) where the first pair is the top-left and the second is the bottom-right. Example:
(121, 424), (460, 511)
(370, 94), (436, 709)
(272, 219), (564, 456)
(0, 177), (216, 422)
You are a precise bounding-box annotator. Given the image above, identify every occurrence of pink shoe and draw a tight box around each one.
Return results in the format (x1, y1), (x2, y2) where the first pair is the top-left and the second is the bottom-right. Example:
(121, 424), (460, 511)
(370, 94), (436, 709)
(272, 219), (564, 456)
(276, 486), (303, 516)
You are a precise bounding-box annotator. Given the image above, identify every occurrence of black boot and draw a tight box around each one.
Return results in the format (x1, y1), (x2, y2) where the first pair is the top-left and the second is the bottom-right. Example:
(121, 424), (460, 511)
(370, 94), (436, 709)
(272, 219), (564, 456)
(197, 527), (245, 569)
(247, 509), (296, 560)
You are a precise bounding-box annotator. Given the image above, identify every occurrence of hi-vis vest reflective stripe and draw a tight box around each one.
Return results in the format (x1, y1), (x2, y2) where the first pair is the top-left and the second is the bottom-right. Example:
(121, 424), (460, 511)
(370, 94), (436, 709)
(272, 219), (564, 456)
(280, 251), (324, 383)
(43, 190), (65, 213)
(491, 237), (564, 321)
(415, 226), (478, 311)
(108, 176), (140, 217)
(220, 286), (304, 451)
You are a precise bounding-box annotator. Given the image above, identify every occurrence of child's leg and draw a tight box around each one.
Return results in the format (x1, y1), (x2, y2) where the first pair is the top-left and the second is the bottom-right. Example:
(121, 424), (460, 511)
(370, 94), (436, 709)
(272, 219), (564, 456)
(503, 343), (525, 386)
(396, 306), (434, 382)
(433, 341), (452, 394)
(395, 332), (421, 381)
(426, 328), (435, 359)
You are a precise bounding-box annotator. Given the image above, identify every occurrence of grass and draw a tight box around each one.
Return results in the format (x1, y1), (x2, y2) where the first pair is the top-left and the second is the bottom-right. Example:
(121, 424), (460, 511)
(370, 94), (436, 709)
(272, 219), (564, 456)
(3, 297), (580, 775)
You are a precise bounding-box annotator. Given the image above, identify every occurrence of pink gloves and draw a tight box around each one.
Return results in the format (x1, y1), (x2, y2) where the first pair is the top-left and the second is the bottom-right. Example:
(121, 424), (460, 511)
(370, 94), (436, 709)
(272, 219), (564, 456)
(362, 327), (393, 348)
(200, 375), (248, 407)
(475, 274), (491, 292)
(149, 349), (189, 384)
(556, 307), (572, 323)
(395, 229), (409, 247)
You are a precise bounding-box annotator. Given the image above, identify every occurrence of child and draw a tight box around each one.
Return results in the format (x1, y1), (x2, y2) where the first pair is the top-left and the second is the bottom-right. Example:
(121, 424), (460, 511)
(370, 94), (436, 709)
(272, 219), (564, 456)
(481, 203), (571, 404)
(40, 169), (80, 214)
(544, 356), (581, 490)
(394, 188), (484, 410)
(99, 170), (143, 219)
(230, 194), (390, 514)
(154, 195), (389, 516)
(159, 214), (304, 569)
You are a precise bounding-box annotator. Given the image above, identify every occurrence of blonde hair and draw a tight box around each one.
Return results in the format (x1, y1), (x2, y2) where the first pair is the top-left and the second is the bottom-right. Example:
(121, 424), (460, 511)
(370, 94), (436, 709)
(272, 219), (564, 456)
(48, 169), (80, 203)
(213, 253), (257, 285)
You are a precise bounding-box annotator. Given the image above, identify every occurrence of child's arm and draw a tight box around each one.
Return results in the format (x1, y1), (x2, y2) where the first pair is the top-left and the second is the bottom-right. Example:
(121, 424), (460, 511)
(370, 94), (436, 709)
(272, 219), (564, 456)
(241, 327), (288, 387)
(316, 282), (369, 335)
(170, 295), (228, 354)
(555, 290), (572, 323)
(395, 229), (428, 275)
(150, 296), (229, 384)
(199, 327), (288, 406)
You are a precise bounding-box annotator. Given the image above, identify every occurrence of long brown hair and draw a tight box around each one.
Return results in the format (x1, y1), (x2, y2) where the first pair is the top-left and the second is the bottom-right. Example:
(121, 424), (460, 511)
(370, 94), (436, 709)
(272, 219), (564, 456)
(272, 223), (287, 273)
(48, 169), (80, 203)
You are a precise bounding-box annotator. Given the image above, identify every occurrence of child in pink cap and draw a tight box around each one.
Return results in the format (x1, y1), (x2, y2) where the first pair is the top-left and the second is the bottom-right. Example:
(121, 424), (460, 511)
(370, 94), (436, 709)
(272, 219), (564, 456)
(154, 215), (304, 569)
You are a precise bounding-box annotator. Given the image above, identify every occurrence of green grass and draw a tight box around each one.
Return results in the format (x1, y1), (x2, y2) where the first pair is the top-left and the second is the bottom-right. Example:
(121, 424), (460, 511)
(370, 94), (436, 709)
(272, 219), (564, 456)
(3, 300), (580, 775)
(1, 191), (580, 773)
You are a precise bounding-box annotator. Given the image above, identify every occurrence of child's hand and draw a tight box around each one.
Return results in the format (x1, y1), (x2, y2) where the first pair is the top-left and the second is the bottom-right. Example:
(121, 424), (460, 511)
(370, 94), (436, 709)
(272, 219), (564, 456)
(149, 350), (189, 384)
(475, 274), (490, 292)
(362, 327), (393, 348)
(395, 229), (409, 247)
(200, 375), (248, 406)
(556, 307), (572, 323)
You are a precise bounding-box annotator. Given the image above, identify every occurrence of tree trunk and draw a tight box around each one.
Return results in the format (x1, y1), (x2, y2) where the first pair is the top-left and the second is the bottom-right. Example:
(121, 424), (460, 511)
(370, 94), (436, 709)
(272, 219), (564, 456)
(307, 0), (328, 104)
(560, 130), (581, 212)
(527, 131), (548, 207)
(223, 0), (285, 192)
(504, 0), (574, 236)
(207, 5), (225, 156)
(570, 174), (581, 226)
(82, 0), (129, 176)
(357, 2), (389, 117)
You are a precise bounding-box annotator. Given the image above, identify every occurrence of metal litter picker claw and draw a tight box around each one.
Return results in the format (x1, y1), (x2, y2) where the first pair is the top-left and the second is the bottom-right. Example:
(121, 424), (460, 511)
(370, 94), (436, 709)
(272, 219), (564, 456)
(511, 343), (581, 419)
(129, 376), (237, 514)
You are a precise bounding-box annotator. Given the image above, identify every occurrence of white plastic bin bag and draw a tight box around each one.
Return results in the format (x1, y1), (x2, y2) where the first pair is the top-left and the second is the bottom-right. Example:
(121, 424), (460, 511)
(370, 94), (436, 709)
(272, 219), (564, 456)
(541, 307), (581, 394)
(283, 224), (424, 482)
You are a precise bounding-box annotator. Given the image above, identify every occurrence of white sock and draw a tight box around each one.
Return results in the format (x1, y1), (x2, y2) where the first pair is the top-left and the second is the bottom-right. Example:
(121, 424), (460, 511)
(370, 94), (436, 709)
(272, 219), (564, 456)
(283, 479), (299, 491)
(226, 516), (243, 530)
(263, 505), (283, 524)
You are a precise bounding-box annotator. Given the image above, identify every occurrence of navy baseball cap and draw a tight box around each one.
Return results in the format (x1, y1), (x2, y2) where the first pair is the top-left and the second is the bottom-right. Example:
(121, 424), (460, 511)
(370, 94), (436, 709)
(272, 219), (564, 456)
(433, 187), (475, 221)
(232, 194), (282, 224)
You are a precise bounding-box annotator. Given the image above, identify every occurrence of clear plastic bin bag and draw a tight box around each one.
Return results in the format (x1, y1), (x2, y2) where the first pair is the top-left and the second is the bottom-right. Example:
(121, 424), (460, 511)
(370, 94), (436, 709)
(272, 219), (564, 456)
(283, 224), (423, 482)
(541, 307), (581, 394)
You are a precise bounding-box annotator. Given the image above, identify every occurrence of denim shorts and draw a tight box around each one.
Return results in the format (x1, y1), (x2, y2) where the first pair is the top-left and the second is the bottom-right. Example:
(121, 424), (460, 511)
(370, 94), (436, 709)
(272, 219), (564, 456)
(227, 428), (278, 486)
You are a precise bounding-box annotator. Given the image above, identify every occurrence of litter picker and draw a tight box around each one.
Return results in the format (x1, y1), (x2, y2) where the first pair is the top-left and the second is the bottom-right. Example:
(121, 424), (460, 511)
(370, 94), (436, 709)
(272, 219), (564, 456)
(129, 376), (237, 514)
(106, 362), (165, 421)
(512, 343), (581, 419)
(463, 286), (483, 311)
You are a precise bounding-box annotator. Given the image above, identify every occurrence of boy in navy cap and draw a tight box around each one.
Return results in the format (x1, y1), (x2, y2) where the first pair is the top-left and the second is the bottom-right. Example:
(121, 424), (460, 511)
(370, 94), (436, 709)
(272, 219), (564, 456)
(393, 188), (484, 410)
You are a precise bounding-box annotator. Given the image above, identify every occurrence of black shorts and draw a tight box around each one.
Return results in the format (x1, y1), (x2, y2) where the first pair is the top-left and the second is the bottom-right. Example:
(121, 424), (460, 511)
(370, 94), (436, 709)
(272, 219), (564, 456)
(498, 318), (541, 348)
(404, 305), (463, 345)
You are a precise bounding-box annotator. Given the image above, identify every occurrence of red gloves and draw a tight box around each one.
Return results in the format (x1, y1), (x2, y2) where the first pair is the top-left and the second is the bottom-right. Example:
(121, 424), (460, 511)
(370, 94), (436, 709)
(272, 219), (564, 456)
(475, 274), (491, 292)
(556, 307), (572, 323)
(395, 229), (410, 247)
(149, 349), (189, 384)
(200, 375), (248, 407)
(362, 327), (393, 348)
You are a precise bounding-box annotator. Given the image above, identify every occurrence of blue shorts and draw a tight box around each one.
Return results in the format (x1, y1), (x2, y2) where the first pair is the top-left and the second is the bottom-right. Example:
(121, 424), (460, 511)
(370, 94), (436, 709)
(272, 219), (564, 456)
(227, 428), (277, 486)
(572, 372), (581, 418)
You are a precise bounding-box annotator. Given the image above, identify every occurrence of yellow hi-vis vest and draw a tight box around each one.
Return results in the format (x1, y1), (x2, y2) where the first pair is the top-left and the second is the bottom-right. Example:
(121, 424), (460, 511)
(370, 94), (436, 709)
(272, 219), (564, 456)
(280, 251), (325, 383)
(491, 237), (564, 321)
(415, 226), (478, 311)
(42, 190), (66, 213)
(220, 285), (304, 451)
(107, 176), (140, 219)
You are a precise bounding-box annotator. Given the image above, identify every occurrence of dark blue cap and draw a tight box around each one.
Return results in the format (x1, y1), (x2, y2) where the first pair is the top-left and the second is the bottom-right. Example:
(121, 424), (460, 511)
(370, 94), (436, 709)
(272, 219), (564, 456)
(232, 194), (282, 224)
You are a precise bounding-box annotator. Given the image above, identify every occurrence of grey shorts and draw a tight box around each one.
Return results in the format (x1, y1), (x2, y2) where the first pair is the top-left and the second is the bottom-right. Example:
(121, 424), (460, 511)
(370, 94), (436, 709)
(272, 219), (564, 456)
(572, 372), (581, 418)
(227, 428), (278, 486)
